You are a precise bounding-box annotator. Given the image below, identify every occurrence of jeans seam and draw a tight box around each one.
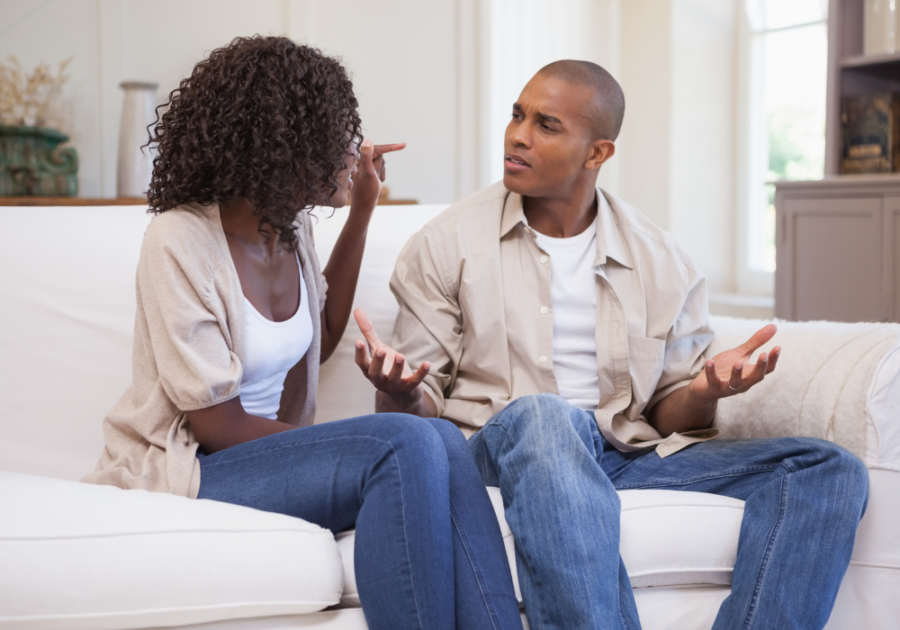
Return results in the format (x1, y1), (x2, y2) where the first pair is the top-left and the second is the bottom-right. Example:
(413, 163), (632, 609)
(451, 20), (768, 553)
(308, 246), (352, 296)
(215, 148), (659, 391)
(448, 500), (503, 630)
(613, 464), (782, 490)
(743, 472), (791, 630)
(387, 446), (427, 630)
(484, 421), (553, 630)
(515, 529), (550, 630)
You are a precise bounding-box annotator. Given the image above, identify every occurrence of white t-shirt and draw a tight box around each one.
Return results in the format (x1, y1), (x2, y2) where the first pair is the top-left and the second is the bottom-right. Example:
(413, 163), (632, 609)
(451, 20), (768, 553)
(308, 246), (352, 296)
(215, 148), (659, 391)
(532, 220), (600, 410)
(240, 254), (314, 419)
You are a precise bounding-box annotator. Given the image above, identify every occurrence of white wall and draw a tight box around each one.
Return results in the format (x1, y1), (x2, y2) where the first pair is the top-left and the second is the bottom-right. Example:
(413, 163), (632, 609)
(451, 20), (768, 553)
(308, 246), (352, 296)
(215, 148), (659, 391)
(617, 0), (738, 293)
(618, 0), (672, 229)
(0, 0), (465, 203)
(1, 0), (742, 293)
(485, 0), (621, 191)
(669, 0), (737, 294)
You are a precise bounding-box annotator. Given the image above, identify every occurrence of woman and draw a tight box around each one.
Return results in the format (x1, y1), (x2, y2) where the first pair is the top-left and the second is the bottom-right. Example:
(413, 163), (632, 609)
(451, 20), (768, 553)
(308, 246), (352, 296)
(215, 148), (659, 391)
(83, 36), (522, 630)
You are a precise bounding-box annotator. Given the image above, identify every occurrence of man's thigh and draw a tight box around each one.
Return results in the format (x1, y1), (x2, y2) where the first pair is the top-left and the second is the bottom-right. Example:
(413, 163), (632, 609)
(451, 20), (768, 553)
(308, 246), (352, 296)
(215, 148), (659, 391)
(603, 436), (844, 501)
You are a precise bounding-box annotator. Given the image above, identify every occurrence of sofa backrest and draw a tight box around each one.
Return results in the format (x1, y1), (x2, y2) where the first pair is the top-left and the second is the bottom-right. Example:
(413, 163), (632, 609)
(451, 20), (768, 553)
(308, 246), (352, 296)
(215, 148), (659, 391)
(0, 204), (445, 481)
(4, 204), (899, 480)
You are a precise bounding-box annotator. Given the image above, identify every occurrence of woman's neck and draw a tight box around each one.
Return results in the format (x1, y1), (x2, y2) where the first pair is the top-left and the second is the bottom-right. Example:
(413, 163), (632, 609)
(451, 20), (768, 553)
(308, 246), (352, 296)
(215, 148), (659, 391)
(219, 198), (280, 256)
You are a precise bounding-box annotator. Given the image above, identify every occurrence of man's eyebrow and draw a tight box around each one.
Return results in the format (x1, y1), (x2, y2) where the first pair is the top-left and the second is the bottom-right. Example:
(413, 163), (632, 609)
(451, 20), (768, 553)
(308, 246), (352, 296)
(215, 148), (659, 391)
(512, 103), (563, 126)
(536, 111), (563, 125)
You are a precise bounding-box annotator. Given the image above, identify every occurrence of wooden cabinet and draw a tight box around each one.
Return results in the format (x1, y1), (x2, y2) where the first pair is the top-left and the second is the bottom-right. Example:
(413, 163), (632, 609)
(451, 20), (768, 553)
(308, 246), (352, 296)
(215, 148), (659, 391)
(775, 176), (900, 321)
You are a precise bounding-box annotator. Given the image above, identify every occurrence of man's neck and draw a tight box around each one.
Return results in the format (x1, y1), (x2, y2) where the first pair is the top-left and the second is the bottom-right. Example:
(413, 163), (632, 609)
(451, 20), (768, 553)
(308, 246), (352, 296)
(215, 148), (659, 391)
(522, 184), (598, 239)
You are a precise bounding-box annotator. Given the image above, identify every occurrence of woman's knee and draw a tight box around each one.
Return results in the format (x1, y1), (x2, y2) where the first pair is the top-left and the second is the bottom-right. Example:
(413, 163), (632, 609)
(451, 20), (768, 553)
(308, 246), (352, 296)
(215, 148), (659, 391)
(423, 417), (468, 452)
(374, 413), (449, 473)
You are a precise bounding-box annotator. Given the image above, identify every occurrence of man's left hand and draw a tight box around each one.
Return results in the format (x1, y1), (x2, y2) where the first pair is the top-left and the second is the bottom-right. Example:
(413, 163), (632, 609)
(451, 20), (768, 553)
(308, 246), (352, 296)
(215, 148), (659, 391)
(688, 324), (781, 403)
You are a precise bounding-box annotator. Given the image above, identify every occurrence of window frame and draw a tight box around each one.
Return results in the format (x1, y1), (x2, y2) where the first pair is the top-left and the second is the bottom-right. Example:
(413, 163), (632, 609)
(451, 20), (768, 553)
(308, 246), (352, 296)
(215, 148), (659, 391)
(735, 4), (828, 296)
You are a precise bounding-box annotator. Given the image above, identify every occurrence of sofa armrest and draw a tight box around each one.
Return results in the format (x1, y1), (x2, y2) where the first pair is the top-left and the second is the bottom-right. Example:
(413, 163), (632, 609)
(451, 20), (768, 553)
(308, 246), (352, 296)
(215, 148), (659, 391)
(708, 316), (900, 471)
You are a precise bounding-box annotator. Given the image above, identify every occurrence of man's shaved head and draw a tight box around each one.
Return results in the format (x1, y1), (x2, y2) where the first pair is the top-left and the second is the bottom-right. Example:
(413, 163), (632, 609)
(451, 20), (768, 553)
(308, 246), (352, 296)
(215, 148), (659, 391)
(536, 60), (625, 141)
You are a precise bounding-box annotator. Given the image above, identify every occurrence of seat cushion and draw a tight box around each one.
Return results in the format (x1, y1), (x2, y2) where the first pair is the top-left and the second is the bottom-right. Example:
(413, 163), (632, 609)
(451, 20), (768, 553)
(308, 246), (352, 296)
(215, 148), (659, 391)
(336, 487), (744, 606)
(0, 472), (343, 630)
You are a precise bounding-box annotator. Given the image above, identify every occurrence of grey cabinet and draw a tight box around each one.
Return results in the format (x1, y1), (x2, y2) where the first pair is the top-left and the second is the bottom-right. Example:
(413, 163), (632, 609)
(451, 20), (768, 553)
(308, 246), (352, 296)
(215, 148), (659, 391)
(775, 177), (900, 322)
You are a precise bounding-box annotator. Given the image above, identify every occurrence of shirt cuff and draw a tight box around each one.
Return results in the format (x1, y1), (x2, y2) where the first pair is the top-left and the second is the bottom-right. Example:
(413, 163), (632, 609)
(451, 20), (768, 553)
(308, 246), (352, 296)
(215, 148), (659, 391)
(646, 378), (694, 414)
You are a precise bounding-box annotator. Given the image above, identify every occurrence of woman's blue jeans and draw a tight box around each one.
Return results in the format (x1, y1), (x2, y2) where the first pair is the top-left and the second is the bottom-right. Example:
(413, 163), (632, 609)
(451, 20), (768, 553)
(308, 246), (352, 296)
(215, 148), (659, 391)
(197, 414), (522, 630)
(468, 394), (869, 630)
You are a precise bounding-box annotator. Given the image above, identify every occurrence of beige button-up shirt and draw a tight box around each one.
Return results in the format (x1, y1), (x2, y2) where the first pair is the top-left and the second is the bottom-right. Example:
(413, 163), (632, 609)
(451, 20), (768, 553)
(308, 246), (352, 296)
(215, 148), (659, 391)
(390, 182), (717, 457)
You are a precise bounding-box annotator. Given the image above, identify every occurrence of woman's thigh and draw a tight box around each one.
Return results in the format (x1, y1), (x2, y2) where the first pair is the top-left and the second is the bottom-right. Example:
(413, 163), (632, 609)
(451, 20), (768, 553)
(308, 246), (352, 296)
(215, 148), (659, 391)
(196, 413), (441, 532)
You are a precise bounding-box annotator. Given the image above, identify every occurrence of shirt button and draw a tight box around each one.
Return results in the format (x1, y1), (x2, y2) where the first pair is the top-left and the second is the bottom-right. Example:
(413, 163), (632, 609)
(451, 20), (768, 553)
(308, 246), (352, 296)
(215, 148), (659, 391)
(540, 255), (548, 264)
(539, 355), (548, 363)
(540, 306), (549, 314)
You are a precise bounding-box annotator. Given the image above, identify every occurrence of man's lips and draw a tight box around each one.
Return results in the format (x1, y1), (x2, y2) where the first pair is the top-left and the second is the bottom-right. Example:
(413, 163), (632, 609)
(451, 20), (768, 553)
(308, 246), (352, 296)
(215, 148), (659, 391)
(504, 153), (531, 172)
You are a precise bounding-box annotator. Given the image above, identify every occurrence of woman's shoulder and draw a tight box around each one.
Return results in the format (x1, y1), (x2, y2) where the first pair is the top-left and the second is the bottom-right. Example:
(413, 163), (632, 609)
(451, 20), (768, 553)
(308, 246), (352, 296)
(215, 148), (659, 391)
(145, 202), (217, 239)
(144, 203), (224, 253)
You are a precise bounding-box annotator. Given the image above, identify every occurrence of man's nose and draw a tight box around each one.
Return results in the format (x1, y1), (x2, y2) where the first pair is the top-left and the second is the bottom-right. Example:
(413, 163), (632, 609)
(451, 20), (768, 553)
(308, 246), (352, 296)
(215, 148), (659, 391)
(509, 127), (530, 148)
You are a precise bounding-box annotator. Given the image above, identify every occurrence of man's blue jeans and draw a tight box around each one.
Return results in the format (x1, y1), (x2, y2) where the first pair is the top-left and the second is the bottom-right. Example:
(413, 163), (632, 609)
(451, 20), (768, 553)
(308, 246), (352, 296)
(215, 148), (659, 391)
(196, 414), (522, 630)
(468, 394), (869, 630)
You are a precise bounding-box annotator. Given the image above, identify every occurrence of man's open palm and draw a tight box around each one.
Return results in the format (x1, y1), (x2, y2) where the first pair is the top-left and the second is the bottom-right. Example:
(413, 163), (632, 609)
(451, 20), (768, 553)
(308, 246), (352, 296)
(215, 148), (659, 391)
(688, 323), (781, 402)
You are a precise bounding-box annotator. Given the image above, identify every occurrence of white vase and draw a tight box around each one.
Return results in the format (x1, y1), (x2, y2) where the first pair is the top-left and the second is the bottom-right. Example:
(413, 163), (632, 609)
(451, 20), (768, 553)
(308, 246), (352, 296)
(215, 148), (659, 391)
(864, 0), (899, 56)
(116, 81), (158, 198)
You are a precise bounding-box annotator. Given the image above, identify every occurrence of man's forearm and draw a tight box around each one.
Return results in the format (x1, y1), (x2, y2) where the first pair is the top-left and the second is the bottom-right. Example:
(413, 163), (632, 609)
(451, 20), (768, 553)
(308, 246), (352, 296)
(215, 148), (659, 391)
(375, 390), (438, 418)
(648, 385), (717, 437)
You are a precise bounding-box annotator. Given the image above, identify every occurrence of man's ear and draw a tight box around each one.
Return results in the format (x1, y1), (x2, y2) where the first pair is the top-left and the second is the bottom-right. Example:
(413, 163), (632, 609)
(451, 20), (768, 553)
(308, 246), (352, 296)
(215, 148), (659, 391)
(585, 140), (615, 170)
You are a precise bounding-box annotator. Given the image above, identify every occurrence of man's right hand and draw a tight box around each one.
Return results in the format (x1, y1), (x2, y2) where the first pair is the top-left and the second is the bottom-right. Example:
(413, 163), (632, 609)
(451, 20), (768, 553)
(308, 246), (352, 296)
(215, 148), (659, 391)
(353, 309), (436, 416)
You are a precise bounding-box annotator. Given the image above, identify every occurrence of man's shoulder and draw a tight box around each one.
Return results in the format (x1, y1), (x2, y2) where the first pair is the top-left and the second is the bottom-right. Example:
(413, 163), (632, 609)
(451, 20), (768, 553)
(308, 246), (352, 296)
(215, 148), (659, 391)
(602, 189), (697, 272)
(420, 181), (508, 235)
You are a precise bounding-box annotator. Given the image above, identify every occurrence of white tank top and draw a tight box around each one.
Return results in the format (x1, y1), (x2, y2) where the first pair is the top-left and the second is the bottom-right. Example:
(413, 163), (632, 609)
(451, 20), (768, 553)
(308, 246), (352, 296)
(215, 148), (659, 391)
(240, 254), (314, 419)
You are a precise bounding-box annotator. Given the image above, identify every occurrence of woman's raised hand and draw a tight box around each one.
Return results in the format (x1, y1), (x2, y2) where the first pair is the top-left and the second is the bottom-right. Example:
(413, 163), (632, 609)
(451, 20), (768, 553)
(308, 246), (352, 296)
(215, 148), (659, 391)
(350, 139), (406, 210)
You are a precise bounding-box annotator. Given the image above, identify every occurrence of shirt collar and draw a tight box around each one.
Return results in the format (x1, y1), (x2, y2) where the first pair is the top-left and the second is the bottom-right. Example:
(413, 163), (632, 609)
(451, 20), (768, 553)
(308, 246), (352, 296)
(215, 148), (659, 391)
(499, 188), (634, 270)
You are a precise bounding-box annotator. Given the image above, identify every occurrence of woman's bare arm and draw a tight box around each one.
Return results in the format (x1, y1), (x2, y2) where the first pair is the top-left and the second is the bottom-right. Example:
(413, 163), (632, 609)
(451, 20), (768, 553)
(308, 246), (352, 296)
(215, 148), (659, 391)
(319, 141), (405, 362)
(187, 397), (295, 454)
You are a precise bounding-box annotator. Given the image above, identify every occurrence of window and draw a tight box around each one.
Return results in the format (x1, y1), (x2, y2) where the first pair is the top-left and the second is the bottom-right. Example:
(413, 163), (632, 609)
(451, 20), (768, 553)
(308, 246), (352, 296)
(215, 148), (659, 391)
(738, 0), (828, 292)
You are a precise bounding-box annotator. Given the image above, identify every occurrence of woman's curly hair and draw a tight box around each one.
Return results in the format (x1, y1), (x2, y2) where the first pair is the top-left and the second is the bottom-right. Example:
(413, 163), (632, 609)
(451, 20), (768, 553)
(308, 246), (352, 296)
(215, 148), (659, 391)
(146, 35), (362, 248)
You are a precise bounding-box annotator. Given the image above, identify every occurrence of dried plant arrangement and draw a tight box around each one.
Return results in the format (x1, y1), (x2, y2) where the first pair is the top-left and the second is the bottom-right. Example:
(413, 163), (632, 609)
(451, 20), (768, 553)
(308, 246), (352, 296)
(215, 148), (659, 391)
(0, 55), (72, 129)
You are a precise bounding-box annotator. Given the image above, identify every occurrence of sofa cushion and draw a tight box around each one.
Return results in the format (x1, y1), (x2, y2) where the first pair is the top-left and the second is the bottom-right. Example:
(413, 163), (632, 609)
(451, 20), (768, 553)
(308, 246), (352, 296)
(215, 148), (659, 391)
(335, 486), (744, 606)
(0, 472), (343, 630)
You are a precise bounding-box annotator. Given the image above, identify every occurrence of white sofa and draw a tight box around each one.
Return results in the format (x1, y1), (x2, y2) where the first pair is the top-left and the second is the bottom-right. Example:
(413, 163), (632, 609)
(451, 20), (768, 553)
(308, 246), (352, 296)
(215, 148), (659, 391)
(0, 203), (898, 630)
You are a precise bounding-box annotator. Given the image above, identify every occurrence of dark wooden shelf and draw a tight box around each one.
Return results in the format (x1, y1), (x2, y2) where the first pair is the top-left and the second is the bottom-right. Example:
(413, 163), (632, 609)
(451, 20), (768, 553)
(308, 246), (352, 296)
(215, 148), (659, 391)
(0, 197), (148, 206)
(842, 52), (900, 69)
(0, 196), (420, 207)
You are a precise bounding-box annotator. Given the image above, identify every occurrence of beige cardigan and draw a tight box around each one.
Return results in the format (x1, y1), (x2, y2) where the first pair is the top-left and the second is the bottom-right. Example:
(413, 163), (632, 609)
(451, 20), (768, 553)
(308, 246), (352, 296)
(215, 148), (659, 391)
(82, 202), (327, 498)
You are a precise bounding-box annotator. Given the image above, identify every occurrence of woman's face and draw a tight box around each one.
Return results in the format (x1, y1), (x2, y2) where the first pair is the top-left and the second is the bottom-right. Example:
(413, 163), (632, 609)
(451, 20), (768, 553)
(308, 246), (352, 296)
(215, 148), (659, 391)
(328, 142), (360, 208)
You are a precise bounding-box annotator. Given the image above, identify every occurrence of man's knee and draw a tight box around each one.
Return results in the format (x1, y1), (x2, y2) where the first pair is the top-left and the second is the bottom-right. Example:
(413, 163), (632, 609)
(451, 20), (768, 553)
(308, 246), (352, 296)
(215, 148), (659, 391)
(476, 394), (600, 479)
(494, 393), (585, 439)
(791, 437), (869, 508)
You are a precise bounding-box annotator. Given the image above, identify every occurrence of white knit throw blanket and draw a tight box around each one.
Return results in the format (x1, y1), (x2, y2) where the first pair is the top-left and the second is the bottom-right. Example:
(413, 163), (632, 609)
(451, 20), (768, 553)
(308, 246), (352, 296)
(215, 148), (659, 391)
(708, 316), (900, 461)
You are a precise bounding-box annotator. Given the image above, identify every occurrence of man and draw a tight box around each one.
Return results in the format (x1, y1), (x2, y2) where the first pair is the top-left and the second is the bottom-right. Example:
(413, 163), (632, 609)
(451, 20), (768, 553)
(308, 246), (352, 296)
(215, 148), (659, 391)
(353, 61), (868, 630)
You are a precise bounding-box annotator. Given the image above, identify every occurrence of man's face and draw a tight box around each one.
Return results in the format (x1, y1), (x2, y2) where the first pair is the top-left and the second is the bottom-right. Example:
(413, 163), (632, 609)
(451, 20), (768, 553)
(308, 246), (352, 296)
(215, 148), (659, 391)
(503, 74), (598, 198)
